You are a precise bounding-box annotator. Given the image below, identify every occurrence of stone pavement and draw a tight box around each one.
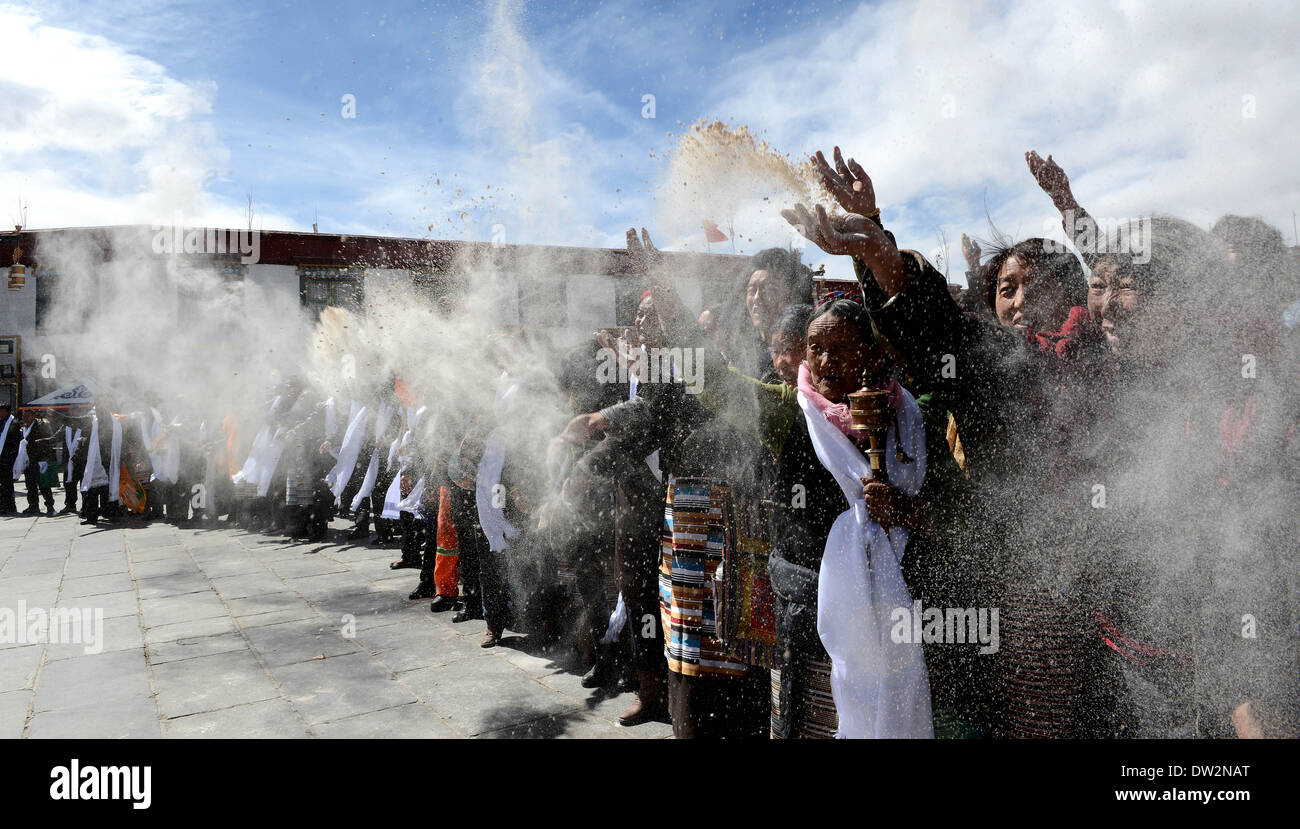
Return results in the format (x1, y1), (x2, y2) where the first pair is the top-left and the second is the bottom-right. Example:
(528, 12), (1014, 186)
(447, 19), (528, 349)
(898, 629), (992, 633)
(0, 497), (673, 739)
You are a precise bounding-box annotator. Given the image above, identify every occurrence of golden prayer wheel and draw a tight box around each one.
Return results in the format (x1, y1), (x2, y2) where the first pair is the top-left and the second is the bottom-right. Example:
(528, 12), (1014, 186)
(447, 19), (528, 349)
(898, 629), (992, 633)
(848, 387), (892, 484)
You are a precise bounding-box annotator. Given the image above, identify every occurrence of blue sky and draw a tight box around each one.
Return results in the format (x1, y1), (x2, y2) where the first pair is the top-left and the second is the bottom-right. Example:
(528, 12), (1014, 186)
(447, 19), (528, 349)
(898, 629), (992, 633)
(6, 0), (1299, 280)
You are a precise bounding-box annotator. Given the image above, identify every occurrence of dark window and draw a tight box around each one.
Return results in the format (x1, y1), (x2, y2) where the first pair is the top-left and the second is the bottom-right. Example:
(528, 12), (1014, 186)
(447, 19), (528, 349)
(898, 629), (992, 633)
(34, 268), (56, 335)
(410, 270), (463, 309)
(33, 268), (96, 334)
(299, 266), (364, 315)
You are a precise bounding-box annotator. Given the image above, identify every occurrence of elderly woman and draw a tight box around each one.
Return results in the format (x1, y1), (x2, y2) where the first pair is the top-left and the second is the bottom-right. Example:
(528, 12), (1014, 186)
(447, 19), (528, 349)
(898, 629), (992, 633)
(788, 146), (1297, 738)
(632, 229), (931, 738)
(785, 149), (1127, 739)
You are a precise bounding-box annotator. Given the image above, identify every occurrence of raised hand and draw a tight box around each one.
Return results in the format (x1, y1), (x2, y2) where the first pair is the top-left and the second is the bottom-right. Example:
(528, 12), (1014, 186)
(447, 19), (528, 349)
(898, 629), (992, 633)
(782, 202), (907, 298)
(782, 203), (872, 258)
(812, 147), (878, 217)
(960, 233), (981, 271)
(625, 227), (663, 277)
(1025, 150), (1076, 211)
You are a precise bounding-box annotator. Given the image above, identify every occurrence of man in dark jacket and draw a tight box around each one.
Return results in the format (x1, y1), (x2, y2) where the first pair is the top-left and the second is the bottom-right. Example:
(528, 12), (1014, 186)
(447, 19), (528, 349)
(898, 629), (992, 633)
(560, 292), (714, 726)
(62, 410), (91, 515)
(0, 404), (23, 515)
(21, 409), (58, 515)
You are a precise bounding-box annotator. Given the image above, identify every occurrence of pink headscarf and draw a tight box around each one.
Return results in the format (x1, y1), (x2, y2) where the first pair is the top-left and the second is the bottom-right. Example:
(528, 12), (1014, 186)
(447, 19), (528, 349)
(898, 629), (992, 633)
(797, 362), (902, 439)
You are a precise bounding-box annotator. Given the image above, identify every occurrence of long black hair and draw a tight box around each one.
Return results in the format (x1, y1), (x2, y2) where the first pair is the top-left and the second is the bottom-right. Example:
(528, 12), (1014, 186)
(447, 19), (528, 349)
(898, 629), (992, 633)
(980, 237), (1087, 314)
(750, 247), (815, 305)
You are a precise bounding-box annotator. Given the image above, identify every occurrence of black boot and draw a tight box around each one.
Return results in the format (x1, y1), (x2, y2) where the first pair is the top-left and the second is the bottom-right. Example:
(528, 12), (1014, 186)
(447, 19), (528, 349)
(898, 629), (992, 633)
(581, 646), (616, 689)
(452, 603), (483, 623)
(408, 579), (437, 600)
(429, 594), (458, 613)
(286, 506), (309, 540)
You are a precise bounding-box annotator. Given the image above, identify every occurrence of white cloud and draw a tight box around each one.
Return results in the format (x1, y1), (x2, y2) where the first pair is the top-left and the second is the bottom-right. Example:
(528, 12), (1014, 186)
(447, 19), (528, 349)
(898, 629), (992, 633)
(0, 5), (296, 230)
(699, 0), (1300, 279)
(4, 0), (1296, 275)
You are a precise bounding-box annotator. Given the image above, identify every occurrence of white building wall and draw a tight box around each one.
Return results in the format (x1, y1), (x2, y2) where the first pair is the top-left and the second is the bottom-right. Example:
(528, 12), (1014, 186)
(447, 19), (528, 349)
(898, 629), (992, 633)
(0, 265), (36, 339)
(562, 274), (615, 347)
(246, 264), (300, 307)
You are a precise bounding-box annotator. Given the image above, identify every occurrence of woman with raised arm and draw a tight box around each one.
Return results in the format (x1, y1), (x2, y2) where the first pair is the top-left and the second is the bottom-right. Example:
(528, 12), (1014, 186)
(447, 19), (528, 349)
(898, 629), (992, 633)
(629, 227), (932, 738)
(1026, 152), (1299, 737)
(791, 148), (1297, 738)
(786, 149), (1129, 738)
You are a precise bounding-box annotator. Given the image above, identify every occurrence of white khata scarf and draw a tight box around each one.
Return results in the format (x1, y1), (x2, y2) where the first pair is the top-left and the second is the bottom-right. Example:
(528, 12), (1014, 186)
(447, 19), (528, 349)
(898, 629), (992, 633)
(0, 416), (13, 466)
(199, 420), (217, 513)
(326, 405), (369, 500)
(324, 397), (337, 440)
(345, 400), (360, 443)
(142, 412), (164, 483)
(160, 416), (182, 484)
(395, 473), (427, 519)
(350, 401), (396, 512)
(255, 428), (288, 497)
(251, 391), (309, 496)
(797, 385), (932, 739)
(475, 372), (524, 553)
(65, 426), (83, 480)
(12, 422), (32, 480)
(233, 395), (282, 485)
(380, 469), (422, 521)
(380, 404), (431, 521)
(80, 413), (123, 501)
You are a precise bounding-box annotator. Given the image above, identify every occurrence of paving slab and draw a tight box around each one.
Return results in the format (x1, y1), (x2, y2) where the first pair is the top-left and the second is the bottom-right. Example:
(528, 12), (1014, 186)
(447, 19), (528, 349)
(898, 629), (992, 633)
(145, 614), (238, 644)
(0, 644), (44, 691)
(26, 699), (162, 738)
(209, 573), (285, 600)
(272, 653), (418, 724)
(150, 649), (279, 719)
(44, 615), (144, 661)
(163, 698), (311, 738)
(33, 649), (154, 713)
(399, 657), (582, 737)
(61, 572), (135, 598)
(242, 619), (360, 668)
(311, 702), (460, 739)
(134, 572), (212, 599)
(0, 689), (32, 738)
(140, 592), (229, 628)
(2, 511), (664, 739)
(148, 631), (250, 665)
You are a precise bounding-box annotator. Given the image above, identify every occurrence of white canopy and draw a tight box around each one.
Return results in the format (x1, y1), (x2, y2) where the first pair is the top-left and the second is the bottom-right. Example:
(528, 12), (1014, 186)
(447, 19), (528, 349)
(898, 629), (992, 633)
(22, 378), (109, 410)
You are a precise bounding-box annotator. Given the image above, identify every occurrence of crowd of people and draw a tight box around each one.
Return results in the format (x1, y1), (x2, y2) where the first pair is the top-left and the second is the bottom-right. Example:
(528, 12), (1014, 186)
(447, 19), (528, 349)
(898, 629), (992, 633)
(6, 148), (1298, 739)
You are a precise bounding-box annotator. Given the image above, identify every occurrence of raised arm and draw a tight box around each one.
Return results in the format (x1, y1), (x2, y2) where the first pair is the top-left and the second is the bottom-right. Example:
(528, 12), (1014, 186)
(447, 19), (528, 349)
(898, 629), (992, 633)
(783, 148), (908, 298)
(1025, 150), (1102, 267)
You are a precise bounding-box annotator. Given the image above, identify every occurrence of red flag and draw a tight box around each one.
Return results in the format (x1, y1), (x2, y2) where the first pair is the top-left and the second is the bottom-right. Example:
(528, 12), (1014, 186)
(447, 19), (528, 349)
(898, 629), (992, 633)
(702, 220), (728, 243)
(394, 378), (417, 408)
